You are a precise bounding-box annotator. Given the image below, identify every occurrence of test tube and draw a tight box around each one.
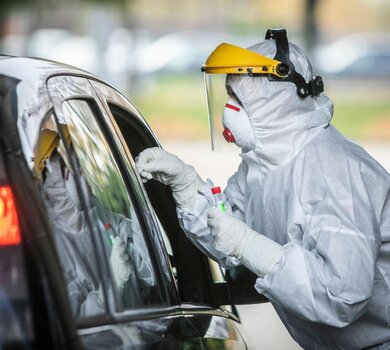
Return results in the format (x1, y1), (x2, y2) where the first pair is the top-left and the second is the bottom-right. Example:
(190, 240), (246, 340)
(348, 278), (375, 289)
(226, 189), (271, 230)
(104, 222), (114, 246)
(211, 186), (226, 212)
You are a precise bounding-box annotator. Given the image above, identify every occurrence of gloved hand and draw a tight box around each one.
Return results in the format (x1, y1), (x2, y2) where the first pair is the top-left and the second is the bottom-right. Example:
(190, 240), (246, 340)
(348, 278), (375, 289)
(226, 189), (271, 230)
(207, 207), (283, 278)
(110, 237), (132, 294)
(136, 147), (204, 208)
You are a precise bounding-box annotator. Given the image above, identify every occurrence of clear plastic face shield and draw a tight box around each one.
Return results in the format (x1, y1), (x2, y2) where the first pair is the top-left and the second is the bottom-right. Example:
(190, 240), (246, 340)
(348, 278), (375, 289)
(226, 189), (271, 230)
(202, 29), (324, 152)
(204, 72), (240, 152)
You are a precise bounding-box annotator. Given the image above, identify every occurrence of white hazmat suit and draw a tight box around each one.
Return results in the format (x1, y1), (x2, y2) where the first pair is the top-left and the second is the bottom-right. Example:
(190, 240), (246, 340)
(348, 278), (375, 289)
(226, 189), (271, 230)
(136, 40), (390, 349)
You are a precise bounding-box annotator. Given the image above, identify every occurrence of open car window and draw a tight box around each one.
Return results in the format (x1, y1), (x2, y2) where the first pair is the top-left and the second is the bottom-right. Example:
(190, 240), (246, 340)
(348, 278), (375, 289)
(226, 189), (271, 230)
(102, 101), (218, 306)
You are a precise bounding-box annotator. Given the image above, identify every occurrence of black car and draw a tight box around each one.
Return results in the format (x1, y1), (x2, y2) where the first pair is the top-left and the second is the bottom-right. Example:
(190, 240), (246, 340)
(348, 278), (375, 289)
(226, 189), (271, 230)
(0, 56), (267, 349)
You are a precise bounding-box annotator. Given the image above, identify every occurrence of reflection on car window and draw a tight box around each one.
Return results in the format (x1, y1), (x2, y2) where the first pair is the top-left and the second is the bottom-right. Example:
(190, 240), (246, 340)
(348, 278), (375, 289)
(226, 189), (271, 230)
(39, 100), (163, 319)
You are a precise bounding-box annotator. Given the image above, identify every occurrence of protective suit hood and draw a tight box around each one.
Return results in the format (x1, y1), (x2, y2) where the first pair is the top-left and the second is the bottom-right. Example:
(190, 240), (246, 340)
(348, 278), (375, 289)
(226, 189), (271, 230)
(227, 40), (334, 171)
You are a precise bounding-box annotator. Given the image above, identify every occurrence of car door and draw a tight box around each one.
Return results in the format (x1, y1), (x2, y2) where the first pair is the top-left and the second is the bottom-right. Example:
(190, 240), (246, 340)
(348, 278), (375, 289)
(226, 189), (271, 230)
(45, 75), (204, 349)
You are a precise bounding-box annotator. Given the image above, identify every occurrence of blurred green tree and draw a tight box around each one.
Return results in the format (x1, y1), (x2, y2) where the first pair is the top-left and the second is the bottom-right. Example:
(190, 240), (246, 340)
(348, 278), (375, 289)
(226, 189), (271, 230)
(304, 0), (319, 55)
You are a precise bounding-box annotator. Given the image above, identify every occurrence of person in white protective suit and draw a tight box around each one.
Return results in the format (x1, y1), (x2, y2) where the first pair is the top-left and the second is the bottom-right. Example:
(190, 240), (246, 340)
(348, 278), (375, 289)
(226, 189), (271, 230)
(41, 146), (154, 317)
(136, 28), (390, 349)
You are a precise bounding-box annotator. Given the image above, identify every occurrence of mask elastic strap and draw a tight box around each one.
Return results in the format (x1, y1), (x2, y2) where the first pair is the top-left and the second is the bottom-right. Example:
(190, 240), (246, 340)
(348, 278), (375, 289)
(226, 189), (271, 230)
(265, 28), (324, 98)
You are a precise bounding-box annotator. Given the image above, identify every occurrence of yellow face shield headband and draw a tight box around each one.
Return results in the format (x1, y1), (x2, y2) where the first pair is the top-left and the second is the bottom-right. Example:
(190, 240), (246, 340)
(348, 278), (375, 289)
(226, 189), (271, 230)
(201, 42), (289, 77)
(202, 28), (324, 98)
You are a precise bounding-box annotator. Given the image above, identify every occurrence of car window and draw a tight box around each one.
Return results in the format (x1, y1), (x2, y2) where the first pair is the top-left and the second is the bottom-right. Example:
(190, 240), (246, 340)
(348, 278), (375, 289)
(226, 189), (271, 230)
(40, 99), (164, 320)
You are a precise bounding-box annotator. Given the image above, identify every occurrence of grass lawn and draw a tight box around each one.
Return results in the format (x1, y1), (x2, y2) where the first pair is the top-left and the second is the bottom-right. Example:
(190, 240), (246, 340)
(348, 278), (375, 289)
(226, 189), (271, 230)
(332, 100), (390, 140)
(132, 75), (390, 142)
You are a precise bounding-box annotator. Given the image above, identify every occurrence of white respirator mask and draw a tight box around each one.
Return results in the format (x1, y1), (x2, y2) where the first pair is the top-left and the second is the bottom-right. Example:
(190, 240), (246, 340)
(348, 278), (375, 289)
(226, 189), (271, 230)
(222, 98), (255, 153)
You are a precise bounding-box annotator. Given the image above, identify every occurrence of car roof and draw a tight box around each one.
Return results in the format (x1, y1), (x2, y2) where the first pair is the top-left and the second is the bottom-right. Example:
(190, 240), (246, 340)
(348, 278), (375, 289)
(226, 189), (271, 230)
(0, 55), (97, 89)
(0, 56), (98, 171)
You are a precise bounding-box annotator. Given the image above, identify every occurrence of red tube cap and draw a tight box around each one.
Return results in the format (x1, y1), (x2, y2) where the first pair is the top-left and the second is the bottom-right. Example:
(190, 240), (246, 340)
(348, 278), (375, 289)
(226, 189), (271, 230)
(211, 186), (221, 194)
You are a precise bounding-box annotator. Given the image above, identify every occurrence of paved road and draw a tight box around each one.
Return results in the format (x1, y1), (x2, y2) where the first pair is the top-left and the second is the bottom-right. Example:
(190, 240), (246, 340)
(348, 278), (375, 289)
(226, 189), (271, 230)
(161, 139), (390, 350)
